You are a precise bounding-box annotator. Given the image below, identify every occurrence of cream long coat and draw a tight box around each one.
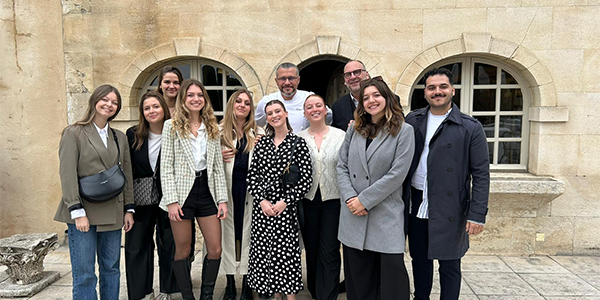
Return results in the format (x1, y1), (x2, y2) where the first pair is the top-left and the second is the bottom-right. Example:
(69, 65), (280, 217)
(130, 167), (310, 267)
(54, 123), (134, 232)
(159, 119), (227, 211)
(219, 127), (264, 275)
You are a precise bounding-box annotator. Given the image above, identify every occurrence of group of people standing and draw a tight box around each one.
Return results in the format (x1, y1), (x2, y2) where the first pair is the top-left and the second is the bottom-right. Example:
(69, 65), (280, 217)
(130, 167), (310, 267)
(55, 59), (490, 300)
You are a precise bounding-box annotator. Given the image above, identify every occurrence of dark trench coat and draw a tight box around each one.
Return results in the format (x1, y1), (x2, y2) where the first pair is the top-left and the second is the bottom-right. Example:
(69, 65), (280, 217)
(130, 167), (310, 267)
(403, 103), (490, 260)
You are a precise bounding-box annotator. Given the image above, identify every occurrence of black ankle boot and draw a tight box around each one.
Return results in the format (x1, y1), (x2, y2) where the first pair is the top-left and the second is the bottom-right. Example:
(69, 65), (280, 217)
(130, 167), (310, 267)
(223, 274), (236, 300)
(171, 259), (196, 300)
(239, 275), (253, 300)
(200, 256), (221, 300)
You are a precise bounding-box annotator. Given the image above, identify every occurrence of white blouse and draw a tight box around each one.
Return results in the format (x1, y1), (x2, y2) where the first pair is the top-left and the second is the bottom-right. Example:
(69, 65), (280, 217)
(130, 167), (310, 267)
(190, 123), (207, 171)
(297, 126), (346, 201)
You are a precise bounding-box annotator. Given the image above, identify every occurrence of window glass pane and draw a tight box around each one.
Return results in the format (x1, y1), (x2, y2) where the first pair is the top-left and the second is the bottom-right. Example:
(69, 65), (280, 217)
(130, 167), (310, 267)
(453, 89), (461, 110)
(474, 63), (497, 85)
(472, 89), (496, 111)
(226, 89), (236, 103)
(498, 142), (521, 164)
(202, 65), (219, 86)
(150, 75), (158, 86)
(488, 142), (494, 164)
(499, 116), (522, 138)
(207, 90), (223, 112)
(501, 69), (517, 84)
(217, 68), (224, 86)
(177, 64), (191, 80)
(500, 89), (523, 111)
(441, 62), (462, 85)
(410, 89), (427, 110)
(475, 116), (495, 138)
(226, 71), (242, 86)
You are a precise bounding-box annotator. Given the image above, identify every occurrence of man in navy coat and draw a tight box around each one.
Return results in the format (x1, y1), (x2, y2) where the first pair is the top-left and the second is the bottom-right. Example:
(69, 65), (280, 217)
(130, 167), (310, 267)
(404, 67), (490, 300)
(331, 60), (370, 130)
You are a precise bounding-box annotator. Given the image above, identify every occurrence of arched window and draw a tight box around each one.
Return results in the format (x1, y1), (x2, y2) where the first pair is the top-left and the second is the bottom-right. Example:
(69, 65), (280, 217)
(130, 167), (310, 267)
(141, 59), (245, 118)
(410, 57), (530, 170)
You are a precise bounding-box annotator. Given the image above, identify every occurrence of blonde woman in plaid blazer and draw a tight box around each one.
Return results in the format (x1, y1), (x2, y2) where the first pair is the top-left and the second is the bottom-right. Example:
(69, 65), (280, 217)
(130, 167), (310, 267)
(160, 79), (228, 300)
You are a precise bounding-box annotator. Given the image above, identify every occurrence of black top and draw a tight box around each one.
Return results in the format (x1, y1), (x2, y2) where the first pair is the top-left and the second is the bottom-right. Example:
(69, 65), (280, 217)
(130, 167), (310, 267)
(233, 134), (250, 175)
(126, 126), (163, 197)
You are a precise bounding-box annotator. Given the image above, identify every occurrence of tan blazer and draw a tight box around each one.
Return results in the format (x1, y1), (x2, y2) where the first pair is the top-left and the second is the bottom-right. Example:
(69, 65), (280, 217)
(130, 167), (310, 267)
(54, 123), (134, 232)
(219, 126), (263, 275)
(159, 119), (227, 211)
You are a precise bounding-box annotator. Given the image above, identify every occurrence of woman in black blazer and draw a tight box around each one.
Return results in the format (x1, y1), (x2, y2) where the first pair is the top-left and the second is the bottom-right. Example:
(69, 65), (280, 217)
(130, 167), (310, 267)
(125, 91), (179, 300)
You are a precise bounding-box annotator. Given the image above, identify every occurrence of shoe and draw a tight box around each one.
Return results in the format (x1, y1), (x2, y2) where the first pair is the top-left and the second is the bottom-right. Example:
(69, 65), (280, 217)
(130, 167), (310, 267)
(339, 279), (346, 294)
(258, 293), (272, 299)
(171, 259), (196, 300)
(223, 274), (237, 300)
(199, 256), (221, 300)
(239, 275), (253, 300)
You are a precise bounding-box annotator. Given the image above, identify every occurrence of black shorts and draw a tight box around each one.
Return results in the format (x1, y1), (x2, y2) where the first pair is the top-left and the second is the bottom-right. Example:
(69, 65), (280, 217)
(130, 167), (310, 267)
(181, 170), (217, 219)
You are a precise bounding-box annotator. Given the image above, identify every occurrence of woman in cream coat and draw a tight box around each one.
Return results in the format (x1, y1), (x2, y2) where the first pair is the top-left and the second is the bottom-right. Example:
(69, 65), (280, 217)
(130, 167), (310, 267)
(160, 79), (228, 300)
(219, 89), (264, 300)
(55, 84), (134, 300)
(297, 95), (345, 300)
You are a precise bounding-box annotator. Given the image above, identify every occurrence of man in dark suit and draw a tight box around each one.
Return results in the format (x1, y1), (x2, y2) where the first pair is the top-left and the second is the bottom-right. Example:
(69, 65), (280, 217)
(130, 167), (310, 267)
(404, 67), (490, 300)
(331, 60), (370, 130)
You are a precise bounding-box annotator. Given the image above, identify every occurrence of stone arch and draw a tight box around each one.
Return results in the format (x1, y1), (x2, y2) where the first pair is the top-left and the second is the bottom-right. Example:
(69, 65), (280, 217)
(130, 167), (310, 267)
(117, 38), (263, 111)
(394, 33), (559, 112)
(264, 36), (384, 95)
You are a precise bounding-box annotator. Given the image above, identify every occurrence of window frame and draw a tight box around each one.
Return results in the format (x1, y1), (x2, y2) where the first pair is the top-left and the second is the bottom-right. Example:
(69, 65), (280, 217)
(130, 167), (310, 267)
(409, 56), (530, 171)
(140, 58), (246, 118)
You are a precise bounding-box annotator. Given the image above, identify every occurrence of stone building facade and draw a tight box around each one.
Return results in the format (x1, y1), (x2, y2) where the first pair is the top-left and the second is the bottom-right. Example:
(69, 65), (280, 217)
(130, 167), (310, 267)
(1, 0), (599, 255)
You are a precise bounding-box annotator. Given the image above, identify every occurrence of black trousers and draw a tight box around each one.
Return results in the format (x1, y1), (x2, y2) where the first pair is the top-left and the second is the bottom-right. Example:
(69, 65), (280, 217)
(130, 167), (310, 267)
(301, 188), (341, 300)
(125, 204), (196, 300)
(408, 187), (461, 300)
(343, 245), (410, 300)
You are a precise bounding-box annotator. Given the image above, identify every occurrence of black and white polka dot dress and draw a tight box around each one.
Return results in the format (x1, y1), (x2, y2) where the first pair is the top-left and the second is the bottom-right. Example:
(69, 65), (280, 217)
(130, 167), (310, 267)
(246, 132), (312, 295)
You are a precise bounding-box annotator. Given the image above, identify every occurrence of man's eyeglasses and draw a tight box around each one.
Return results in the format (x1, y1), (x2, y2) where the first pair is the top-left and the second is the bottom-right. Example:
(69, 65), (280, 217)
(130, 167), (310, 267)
(343, 69), (366, 79)
(276, 76), (299, 82)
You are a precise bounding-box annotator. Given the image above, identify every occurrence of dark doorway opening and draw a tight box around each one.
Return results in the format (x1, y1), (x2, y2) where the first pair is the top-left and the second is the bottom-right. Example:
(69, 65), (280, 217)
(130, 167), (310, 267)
(298, 56), (349, 106)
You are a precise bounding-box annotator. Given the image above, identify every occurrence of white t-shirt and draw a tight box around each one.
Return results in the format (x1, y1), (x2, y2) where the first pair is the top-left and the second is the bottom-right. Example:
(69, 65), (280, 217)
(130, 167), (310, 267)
(255, 90), (332, 133)
(148, 131), (162, 172)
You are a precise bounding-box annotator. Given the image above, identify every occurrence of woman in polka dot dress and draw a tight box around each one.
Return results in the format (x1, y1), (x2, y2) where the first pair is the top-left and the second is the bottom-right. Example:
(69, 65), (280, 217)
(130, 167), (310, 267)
(246, 99), (313, 300)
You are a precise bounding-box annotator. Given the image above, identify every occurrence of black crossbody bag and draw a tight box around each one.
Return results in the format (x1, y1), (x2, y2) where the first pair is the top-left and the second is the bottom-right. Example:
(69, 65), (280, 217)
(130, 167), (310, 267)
(78, 129), (127, 203)
(281, 137), (304, 230)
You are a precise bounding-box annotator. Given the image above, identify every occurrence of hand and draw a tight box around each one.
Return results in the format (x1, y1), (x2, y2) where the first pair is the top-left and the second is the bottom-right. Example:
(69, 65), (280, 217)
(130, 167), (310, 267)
(346, 197), (367, 216)
(217, 202), (228, 220)
(167, 203), (184, 222)
(255, 134), (263, 146)
(347, 119), (354, 129)
(222, 148), (235, 163)
(466, 221), (484, 235)
(272, 201), (288, 216)
(123, 212), (134, 232)
(260, 200), (276, 217)
(75, 216), (90, 232)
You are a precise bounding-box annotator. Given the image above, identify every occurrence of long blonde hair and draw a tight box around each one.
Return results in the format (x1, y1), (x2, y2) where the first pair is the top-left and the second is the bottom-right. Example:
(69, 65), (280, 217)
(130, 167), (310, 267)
(171, 79), (219, 139)
(220, 89), (257, 154)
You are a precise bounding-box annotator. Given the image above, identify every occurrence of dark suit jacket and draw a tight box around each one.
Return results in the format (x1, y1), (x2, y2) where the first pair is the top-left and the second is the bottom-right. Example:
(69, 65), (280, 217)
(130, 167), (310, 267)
(126, 126), (162, 198)
(331, 93), (404, 131)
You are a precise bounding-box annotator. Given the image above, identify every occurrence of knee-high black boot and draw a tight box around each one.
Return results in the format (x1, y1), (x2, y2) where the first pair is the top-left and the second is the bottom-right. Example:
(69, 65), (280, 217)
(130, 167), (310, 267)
(223, 274), (236, 300)
(200, 256), (221, 300)
(239, 274), (253, 300)
(171, 259), (196, 300)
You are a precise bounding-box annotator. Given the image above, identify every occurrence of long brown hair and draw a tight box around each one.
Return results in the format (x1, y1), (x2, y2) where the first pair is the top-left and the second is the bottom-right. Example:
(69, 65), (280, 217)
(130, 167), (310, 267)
(133, 91), (171, 151)
(220, 89), (257, 154)
(354, 77), (404, 138)
(264, 99), (293, 136)
(171, 79), (219, 139)
(63, 85), (122, 135)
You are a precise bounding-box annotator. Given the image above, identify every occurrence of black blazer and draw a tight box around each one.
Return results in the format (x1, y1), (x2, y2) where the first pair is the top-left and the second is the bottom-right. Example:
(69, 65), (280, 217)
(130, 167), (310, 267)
(126, 126), (163, 197)
(331, 93), (404, 131)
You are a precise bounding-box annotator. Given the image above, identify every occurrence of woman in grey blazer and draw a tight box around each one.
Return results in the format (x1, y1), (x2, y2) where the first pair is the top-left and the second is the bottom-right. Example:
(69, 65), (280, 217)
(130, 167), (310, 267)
(337, 77), (415, 300)
(160, 79), (228, 300)
(55, 85), (134, 300)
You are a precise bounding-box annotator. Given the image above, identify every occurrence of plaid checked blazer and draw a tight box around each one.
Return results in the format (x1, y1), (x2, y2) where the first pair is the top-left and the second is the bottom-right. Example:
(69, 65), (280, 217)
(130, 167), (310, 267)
(159, 119), (227, 211)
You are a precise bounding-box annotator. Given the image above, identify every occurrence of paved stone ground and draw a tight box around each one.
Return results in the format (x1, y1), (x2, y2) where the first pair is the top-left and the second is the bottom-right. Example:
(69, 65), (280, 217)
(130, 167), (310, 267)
(3, 245), (600, 299)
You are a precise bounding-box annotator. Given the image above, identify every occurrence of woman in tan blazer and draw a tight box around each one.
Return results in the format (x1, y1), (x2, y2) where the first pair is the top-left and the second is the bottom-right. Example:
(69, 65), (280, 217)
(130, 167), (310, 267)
(160, 79), (228, 300)
(219, 89), (264, 300)
(54, 84), (135, 300)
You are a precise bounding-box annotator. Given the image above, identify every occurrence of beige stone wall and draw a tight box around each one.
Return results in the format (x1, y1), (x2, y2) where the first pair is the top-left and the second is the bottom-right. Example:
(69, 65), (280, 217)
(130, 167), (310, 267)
(0, 0), (67, 239)
(2, 0), (599, 255)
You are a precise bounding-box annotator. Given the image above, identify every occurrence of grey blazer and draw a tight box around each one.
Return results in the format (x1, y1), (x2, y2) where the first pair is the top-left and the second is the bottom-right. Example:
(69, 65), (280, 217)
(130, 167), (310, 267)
(337, 123), (415, 254)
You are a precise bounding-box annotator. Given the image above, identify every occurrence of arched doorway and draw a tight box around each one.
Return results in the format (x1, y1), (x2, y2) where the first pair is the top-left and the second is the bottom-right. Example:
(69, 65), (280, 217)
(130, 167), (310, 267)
(298, 55), (349, 106)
